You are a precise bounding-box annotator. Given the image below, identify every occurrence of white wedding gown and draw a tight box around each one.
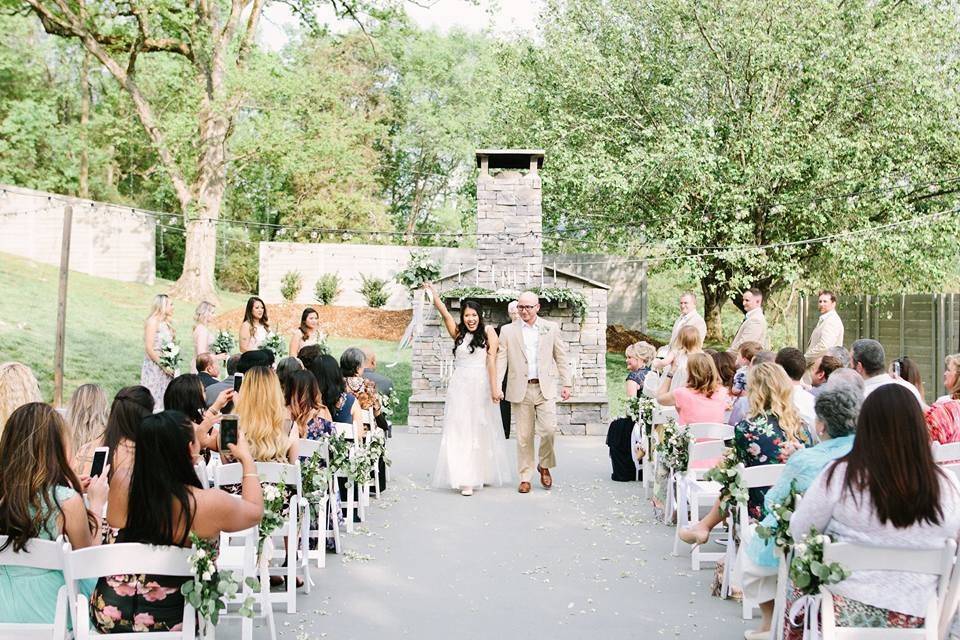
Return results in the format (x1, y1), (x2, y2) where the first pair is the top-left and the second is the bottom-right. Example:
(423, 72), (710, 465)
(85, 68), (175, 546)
(432, 333), (513, 490)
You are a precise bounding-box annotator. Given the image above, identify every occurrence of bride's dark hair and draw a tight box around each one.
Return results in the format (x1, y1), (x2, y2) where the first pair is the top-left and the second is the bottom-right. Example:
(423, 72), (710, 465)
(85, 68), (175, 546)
(453, 300), (488, 356)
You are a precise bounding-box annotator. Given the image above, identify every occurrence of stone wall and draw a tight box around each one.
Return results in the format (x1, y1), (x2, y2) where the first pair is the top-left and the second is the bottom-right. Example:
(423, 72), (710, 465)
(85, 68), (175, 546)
(0, 184), (156, 284)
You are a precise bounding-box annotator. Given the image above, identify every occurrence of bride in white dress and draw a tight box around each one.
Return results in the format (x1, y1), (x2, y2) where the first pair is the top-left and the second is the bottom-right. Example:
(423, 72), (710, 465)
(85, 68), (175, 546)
(425, 284), (513, 496)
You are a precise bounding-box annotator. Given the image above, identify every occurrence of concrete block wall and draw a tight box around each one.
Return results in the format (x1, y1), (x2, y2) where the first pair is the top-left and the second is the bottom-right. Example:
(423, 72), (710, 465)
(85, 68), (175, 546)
(0, 184), (156, 284)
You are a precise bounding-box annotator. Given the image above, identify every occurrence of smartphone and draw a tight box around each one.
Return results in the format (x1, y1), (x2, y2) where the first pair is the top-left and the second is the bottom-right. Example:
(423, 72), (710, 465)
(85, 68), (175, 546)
(90, 447), (109, 477)
(219, 415), (239, 451)
(233, 372), (243, 393)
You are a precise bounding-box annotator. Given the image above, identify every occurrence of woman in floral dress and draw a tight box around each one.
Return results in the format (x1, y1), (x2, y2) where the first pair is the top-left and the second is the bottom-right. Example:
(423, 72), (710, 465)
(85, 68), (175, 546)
(141, 294), (176, 411)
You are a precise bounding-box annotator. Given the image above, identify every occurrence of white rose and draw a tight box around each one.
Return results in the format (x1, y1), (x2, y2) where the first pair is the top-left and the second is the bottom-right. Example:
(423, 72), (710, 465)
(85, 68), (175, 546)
(196, 549), (206, 559)
(202, 570), (212, 581)
(795, 543), (807, 554)
(816, 535), (826, 544)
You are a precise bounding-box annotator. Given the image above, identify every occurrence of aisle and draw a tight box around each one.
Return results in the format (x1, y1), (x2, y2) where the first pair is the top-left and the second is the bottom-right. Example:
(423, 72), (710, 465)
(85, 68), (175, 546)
(263, 432), (749, 640)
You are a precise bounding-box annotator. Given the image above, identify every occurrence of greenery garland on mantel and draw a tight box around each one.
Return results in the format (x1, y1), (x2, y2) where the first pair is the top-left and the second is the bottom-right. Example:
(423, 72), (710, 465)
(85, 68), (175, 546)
(441, 286), (588, 322)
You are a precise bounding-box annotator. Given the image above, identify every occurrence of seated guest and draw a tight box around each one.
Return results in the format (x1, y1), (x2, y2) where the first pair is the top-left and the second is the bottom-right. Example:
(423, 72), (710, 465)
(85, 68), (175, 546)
(852, 339), (925, 406)
(341, 347), (384, 420)
(710, 350), (737, 397)
(66, 384), (110, 476)
(204, 353), (241, 408)
(680, 362), (809, 544)
(891, 355), (925, 400)
(810, 355), (843, 396)
(776, 347), (816, 431)
(92, 411), (263, 633)
(0, 403), (108, 625)
(656, 352), (730, 425)
(234, 366), (298, 464)
(728, 351), (776, 426)
(297, 345), (324, 374)
(925, 353), (960, 444)
(826, 345), (851, 368)
(606, 341), (657, 481)
(362, 347), (394, 397)
(731, 342), (763, 397)
(737, 375), (863, 638)
(276, 356), (304, 395)
(786, 384), (960, 638)
(0, 362), (42, 435)
(625, 341), (656, 396)
(309, 354), (364, 433)
(92, 386), (154, 479)
(286, 369), (333, 440)
(164, 374), (232, 450)
(194, 353), (221, 388)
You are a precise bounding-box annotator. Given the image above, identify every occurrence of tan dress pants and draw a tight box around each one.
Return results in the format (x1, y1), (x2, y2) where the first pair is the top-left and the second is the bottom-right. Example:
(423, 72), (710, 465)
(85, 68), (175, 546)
(514, 382), (557, 483)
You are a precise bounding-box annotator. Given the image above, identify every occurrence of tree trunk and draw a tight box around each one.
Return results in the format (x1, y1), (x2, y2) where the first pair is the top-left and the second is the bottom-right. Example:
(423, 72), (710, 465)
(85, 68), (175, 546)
(701, 280), (729, 344)
(79, 50), (90, 199)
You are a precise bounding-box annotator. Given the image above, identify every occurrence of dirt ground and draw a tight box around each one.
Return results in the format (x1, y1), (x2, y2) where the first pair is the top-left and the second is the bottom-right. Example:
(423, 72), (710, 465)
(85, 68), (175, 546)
(605, 324), (665, 353)
(212, 304), (413, 342)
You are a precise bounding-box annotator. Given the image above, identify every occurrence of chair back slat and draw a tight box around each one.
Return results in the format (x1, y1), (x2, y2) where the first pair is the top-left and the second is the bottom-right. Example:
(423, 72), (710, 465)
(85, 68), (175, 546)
(932, 441), (960, 463)
(689, 439), (725, 464)
(334, 422), (355, 439)
(822, 539), (956, 576)
(213, 461), (243, 487)
(687, 422), (735, 441)
(0, 536), (64, 570)
(255, 462), (301, 488)
(739, 464), (786, 489)
(297, 438), (328, 460)
(66, 543), (194, 581)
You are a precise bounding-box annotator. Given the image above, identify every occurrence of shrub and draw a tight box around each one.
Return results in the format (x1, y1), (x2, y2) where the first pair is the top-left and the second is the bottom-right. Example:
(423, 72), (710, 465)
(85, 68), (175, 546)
(280, 270), (302, 301)
(314, 273), (341, 305)
(359, 274), (389, 308)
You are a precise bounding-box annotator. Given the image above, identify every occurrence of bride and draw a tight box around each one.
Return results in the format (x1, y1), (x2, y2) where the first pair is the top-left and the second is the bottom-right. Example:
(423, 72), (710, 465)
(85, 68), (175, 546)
(425, 284), (513, 496)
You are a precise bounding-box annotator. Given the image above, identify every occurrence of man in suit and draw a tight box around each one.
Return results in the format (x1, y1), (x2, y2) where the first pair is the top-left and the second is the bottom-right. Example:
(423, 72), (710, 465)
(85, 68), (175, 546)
(729, 288), (770, 352)
(361, 347), (394, 397)
(495, 301), (520, 439)
(669, 292), (707, 345)
(205, 352), (262, 408)
(804, 290), (845, 366)
(195, 352), (221, 388)
(497, 291), (573, 494)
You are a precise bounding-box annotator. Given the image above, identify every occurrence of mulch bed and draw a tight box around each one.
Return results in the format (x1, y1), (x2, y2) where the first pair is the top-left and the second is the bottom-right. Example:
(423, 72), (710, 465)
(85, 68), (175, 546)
(606, 324), (665, 353)
(212, 304), (413, 342)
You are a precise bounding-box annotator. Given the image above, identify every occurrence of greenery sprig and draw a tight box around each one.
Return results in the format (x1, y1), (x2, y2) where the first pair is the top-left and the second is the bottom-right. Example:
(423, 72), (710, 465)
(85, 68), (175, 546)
(440, 285), (588, 322)
(656, 419), (690, 472)
(395, 251), (441, 291)
(626, 395), (656, 437)
(300, 450), (331, 500)
(789, 527), (850, 595)
(756, 480), (803, 553)
(703, 448), (747, 517)
(258, 482), (286, 555)
(181, 533), (258, 627)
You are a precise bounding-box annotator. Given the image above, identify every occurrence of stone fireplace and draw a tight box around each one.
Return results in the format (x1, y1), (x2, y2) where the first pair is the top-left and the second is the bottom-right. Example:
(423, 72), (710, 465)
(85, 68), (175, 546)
(407, 150), (609, 435)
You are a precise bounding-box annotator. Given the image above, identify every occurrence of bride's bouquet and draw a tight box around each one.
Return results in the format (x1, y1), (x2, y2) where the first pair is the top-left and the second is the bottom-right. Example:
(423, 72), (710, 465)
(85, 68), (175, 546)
(395, 251), (440, 297)
(211, 330), (236, 355)
(158, 340), (182, 376)
(261, 332), (286, 361)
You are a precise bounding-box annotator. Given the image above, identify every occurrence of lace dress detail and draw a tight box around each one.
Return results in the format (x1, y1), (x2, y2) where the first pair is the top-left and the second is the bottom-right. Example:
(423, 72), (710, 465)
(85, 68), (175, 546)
(141, 321), (173, 411)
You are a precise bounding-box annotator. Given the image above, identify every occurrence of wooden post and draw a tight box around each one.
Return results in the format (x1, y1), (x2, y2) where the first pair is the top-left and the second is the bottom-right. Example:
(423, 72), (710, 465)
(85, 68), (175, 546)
(53, 206), (73, 407)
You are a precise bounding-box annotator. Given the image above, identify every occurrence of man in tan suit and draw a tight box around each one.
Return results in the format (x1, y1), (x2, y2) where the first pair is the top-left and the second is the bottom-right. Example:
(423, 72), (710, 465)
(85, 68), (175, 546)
(669, 292), (707, 345)
(497, 291), (573, 494)
(729, 288), (770, 352)
(804, 290), (845, 366)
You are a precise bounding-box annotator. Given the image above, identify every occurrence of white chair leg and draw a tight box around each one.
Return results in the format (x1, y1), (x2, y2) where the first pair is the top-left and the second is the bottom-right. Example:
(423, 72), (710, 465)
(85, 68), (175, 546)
(673, 481), (688, 556)
(345, 481), (355, 534)
(76, 594), (91, 640)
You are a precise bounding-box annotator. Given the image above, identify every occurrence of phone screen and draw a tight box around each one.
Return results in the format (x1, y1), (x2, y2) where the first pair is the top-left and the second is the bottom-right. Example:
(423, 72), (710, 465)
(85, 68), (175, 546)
(233, 373), (243, 393)
(90, 448), (108, 477)
(220, 416), (239, 450)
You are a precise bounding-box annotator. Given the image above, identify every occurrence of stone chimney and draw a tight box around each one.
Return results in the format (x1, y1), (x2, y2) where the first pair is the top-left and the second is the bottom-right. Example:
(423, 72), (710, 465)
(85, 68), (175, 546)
(474, 149), (545, 288)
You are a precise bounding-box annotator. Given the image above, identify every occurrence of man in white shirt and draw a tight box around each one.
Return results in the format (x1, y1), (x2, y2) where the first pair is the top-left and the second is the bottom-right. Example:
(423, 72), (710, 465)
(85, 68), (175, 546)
(804, 290), (845, 366)
(775, 347), (816, 432)
(729, 288), (770, 352)
(851, 339), (925, 407)
(669, 292), (707, 346)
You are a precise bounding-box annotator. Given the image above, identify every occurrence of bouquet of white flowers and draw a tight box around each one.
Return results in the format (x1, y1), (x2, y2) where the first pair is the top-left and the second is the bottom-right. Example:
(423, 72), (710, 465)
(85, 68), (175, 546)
(395, 251), (441, 292)
(158, 341), (182, 375)
(702, 447), (747, 517)
(626, 395), (656, 436)
(211, 330), (236, 355)
(655, 419), (691, 472)
(261, 332), (286, 361)
(258, 482), (286, 554)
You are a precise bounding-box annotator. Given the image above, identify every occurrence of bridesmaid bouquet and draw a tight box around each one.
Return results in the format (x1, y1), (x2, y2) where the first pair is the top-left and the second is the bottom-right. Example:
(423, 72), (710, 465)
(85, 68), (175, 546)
(261, 332), (286, 361)
(211, 330), (236, 355)
(158, 341), (182, 375)
(181, 533), (257, 633)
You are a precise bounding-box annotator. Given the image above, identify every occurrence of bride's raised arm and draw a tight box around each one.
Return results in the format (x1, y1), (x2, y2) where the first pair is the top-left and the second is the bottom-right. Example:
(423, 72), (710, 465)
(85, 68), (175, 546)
(425, 283), (458, 340)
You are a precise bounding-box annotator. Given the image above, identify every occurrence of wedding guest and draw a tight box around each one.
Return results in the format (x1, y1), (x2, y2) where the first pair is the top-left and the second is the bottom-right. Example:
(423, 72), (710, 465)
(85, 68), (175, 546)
(925, 353), (960, 444)
(728, 351), (776, 426)
(656, 353), (730, 425)
(285, 369), (333, 440)
(0, 362), (42, 433)
(669, 292), (707, 345)
(0, 403), (108, 626)
(710, 350), (738, 394)
(826, 345), (852, 368)
(737, 377), (863, 638)
(236, 348), (275, 373)
(776, 347), (816, 430)
(786, 384), (960, 638)
(101, 386), (154, 478)
(239, 296), (269, 353)
(852, 339), (925, 406)
(804, 290), (844, 366)
(731, 342), (764, 397)
(362, 347), (394, 397)
(233, 366), (298, 464)
(606, 341), (656, 482)
(810, 355), (843, 396)
(66, 384), (109, 475)
(141, 294), (176, 410)
(891, 355), (925, 399)
(276, 356), (304, 394)
(192, 301), (225, 373)
(625, 341), (656, 397)
(729, 288), (769, 352)
(309, 354), (364, 432)
(164, 374), (232, 451)
(341, 347), (384, 427)
(92, 411), (263, 633)
(297, 345), (324, 374)
(195, 352), (220, 387)
(679, 362), (808, 544)
(289, 307), (324, 356)
(204, 354), (241, 408)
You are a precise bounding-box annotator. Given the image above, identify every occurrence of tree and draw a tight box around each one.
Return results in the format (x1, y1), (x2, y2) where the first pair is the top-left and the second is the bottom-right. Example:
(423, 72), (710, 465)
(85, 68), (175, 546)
(12, 0), (390, 301)
(493, 0), (960, 339)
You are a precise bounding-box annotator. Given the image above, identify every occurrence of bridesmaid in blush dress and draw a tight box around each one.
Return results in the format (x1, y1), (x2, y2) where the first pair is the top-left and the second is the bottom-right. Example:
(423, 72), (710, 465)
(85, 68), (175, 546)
(141, 294), (176, 411)
(239, 296), (269, 353)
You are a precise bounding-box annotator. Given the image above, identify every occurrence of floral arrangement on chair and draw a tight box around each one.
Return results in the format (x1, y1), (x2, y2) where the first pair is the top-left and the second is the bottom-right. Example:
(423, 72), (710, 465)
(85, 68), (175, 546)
(377, 391), (400, 418)
(211, 330), (236, 355)
(703, 448), (747, 517)
(257, 482), (286, 555)
(366, 430), (390, 468)
(786, 527), (851, 638)
(181, 533), (257, 635)
(626, 395), (656, 437)
(300, 450), (331, 501)
(656, 419), (690, 472)
(756, 479), (802, 552)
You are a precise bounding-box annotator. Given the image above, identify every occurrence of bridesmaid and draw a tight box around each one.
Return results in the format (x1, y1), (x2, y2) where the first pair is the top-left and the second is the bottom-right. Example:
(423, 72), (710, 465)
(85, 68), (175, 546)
(239, 296), (269, 353)
(289, 308), (322, 356)
(141, 294), (176, 411)
(191, 301), (226, 372)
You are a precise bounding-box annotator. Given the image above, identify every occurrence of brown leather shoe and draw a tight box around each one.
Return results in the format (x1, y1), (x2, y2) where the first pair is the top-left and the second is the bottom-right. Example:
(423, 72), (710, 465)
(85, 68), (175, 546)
(518, 482), (531, 494)
(537, 465), (553, 489)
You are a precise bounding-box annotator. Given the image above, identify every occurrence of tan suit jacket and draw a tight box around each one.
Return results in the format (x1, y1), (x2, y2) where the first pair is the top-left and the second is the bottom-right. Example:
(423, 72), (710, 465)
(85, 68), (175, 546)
(670, 312), (707, 345)
(729, 308), (769, 352)
(497, 318), (573, 402)
(804, 310), (844, 364)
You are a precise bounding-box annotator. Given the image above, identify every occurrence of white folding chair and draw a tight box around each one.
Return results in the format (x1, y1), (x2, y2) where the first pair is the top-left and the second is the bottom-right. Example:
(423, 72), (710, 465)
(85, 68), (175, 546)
(941, 463), (960, 482)
(820, 538), (956, 639)
(933, 442), (960, 463)
(726, 463), (786, 619)
(298, 437), (341, 565)
(0, 536), (68, 640)
(333, 422), (366, 531)
(64, 542), (196, 640)
(194, 458), (210, 488)
(653, 405), (680, 519)
(215, 525), (276, 640)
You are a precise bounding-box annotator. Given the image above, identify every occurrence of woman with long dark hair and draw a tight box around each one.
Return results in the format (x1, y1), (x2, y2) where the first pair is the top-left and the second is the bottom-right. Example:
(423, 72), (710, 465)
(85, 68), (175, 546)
(425, 284), (511, 496)
(239, 296), (269, 353)
(309, 354), (364, 431)
(103, 385), (155, 478)
(91, 410), (263, 633)
(164, 374), (232, 450)
(786, 384), (960, 637)
(285, 370), (333, 440)
(289, 307), (324, 356)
